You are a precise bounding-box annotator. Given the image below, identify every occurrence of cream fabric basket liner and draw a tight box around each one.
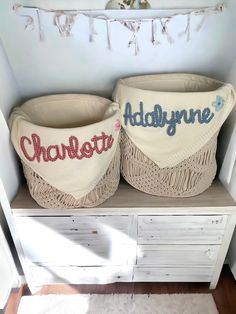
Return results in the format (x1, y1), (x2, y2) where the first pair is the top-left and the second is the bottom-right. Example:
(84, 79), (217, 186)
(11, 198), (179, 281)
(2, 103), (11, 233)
(113, 73), (235, 168)
(9, 95), (121, 199)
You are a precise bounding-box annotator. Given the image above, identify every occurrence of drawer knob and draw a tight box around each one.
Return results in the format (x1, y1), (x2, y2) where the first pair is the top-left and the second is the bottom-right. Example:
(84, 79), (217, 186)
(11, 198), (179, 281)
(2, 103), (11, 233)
(211, 217), (223, 224)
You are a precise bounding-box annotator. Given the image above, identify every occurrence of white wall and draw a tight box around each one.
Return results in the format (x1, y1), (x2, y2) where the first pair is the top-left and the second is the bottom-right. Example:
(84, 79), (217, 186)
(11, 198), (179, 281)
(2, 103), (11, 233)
(0, 0), (235, 99)
(217, 59), (236, 166)
(220, 60), (236, 279)
(0, 40), (23, 278)
(0, 40), (21, 202)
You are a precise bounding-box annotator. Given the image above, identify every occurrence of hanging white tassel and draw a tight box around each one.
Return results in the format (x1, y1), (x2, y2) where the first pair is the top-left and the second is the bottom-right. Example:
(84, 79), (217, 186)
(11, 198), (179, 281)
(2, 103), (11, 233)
(106, 20), (112, 50)
(54, 13), (64, 36)
(151, 19), (160, 45)
(179, 13), (191, 42)
(66, 14), (76, 36)
(13, 4), (34, 31)
(89, 15), (98, 42)
(36, 9), (45, 41)
(54, 12), (76, 37)
(121, 20), (141, 56)
(13, 3), (225, 51)
(160, 18), (174, 44)
(195, 10), (210, 32)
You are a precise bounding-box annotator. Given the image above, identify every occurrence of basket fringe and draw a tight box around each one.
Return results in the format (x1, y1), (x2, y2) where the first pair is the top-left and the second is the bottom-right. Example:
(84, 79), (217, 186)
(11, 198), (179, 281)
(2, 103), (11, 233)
(121, 130), (217, 197)
(22, 146), (120, 209)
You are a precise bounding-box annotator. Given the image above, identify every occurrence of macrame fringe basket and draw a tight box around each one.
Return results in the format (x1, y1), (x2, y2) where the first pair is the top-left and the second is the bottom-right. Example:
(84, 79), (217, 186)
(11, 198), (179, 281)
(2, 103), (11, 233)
(10, 94), (120, 208)
(22, 147), (120, 208)
(114, 73), (234, 197)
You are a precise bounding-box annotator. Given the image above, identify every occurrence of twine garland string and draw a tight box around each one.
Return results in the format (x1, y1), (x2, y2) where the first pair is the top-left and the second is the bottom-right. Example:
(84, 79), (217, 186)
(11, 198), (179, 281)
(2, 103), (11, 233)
(13, 3), (225, 55)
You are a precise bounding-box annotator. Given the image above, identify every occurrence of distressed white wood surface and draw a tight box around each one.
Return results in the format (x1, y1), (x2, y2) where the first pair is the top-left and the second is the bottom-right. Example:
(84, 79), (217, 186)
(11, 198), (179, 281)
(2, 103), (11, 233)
(15, 215), (136, 266)
(133, 266), (213, 282)
(210, 214), (236, 289)
(29, 265), (133, 286)
(8, 181), (236, 291)
(138, 216), (227, 244)
(219, 125), (236, 196)
(137, 245), (220, 266)
(219, 125), (236, 279)
(11, 180), (236, 216)
(0, 180), (36, 293)
(0, 221), (20, 309)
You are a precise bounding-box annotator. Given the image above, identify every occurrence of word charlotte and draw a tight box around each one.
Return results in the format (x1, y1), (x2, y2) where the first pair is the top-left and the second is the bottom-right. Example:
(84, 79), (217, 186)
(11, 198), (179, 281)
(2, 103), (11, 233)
(20, 132), (114, 162)
(123, 102), (215, 136)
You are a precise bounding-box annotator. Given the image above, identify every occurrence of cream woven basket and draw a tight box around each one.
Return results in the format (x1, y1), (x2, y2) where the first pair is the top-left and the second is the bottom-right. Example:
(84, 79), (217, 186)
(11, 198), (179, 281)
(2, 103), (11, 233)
(113, 73), (235, 197)
(9, 94), (121, 208)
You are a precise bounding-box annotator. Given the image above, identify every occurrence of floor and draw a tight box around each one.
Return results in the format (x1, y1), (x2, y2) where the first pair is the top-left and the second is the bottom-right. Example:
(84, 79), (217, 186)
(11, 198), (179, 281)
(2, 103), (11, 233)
(5, 265), (236, 314)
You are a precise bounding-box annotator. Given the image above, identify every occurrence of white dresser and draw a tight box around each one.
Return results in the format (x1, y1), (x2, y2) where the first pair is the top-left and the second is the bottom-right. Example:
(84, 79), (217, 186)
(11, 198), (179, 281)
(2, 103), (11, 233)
(0, 218), (19, 308)
(10, 180), (236, 293)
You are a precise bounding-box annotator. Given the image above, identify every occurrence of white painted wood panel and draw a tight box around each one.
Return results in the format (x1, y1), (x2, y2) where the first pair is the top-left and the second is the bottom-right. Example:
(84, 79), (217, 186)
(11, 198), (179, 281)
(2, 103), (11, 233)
(8, 197), (235, 291)
(15, 215), (136, 266)
(138, 215), (227, 244)
(11, 181), (236, 216)
(133, 267), (213, 282)
(29, 265), (132, 286)
(210, 214), (236, 289)
(0, 223), (19, 309)
(137, 245), (220, 266)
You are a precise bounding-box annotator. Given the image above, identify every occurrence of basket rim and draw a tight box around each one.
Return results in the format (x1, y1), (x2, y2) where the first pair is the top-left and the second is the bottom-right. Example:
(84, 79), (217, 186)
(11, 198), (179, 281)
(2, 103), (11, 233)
(115, 73), (233, 96)
(13, 94), (120, 131)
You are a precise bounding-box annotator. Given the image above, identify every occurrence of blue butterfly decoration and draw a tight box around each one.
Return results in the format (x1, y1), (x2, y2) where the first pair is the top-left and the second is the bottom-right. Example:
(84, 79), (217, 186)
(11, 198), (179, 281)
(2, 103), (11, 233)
(212, 96), (225, 112)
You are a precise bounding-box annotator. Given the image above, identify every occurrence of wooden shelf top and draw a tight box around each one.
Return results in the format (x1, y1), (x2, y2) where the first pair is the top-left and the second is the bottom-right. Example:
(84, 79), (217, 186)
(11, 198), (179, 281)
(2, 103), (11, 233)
(11, 180), (236, 216)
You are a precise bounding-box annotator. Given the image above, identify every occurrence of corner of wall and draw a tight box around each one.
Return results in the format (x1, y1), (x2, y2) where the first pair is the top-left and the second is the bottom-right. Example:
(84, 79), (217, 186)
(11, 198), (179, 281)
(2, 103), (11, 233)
(0, 38), (22, 202)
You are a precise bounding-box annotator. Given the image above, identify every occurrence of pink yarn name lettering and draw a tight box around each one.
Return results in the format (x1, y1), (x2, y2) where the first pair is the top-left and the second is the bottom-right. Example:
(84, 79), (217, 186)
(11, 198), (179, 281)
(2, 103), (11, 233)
(20, 133), (114, 163)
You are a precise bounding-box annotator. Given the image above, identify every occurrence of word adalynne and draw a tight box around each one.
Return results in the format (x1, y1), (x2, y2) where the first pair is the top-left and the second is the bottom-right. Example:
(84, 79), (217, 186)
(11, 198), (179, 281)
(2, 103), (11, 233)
(123, 102), (215, 136)
(20, 132), (114, 163)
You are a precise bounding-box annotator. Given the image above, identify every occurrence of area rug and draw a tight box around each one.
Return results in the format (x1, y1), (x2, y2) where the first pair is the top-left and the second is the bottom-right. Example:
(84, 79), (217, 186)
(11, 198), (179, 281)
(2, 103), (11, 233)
(17, 293), (219, 314)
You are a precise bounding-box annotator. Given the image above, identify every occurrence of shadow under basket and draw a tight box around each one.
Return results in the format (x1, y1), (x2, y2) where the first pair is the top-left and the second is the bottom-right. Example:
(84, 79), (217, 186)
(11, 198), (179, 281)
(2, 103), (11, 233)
(22, 146), (120, 209)
(120, 131), (218, 197)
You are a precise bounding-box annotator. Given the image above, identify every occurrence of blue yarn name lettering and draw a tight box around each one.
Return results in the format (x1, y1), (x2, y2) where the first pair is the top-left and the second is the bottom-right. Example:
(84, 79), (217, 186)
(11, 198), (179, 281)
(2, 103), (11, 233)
(123, 102), (214, 136)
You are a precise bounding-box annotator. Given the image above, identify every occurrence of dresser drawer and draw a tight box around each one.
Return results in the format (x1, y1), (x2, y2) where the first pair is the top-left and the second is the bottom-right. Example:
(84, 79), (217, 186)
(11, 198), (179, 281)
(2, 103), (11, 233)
(133, 267), (213, 282)
(137, 245), (220, 266)
(29, 265), (132, 286)
(15, 215), (135, 266)
(138, 215), (227, 244)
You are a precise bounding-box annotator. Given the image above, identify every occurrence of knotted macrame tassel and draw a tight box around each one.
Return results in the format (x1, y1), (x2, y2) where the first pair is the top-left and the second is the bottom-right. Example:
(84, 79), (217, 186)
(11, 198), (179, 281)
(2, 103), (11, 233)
(54, 13), (64, 36)
(106, 20), (112, 50)
(151, 19), (160, 45)
(122, 21), (141, 56)
(36, 9), (45, 41)
(160, 18), (174, 44)
(54, 12), (76, 37)
(13, 4), (35, 31)
(179, 13), (191, 42)
(89, 15), (98, 42)
(195, 11), (210, 32)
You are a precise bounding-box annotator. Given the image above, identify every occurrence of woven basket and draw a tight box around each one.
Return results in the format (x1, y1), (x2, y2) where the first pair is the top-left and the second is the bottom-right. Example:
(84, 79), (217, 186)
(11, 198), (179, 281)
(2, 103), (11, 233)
(113, 73), (235, 197)
(10, 94), (121, 208)
(22, 146), (120, 208)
